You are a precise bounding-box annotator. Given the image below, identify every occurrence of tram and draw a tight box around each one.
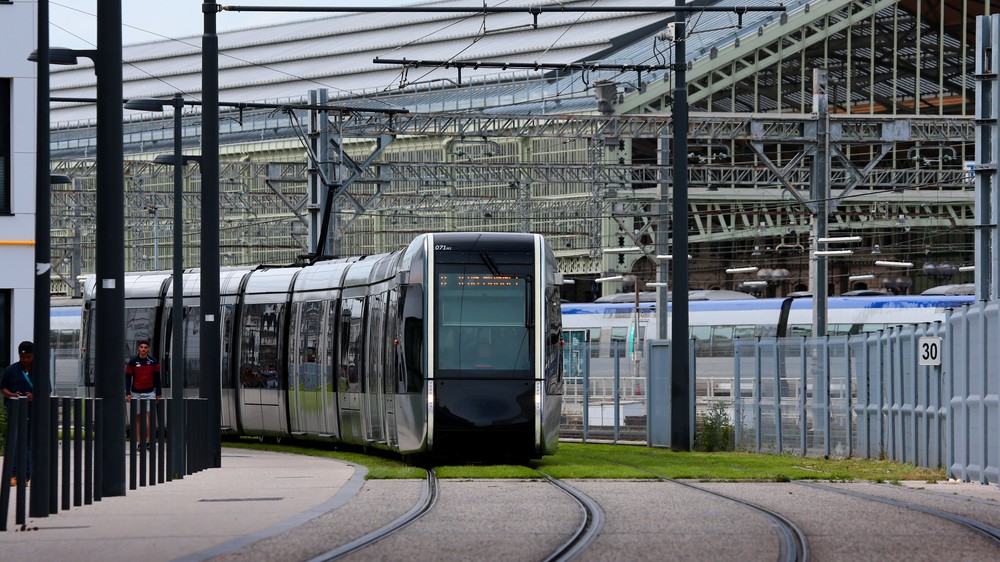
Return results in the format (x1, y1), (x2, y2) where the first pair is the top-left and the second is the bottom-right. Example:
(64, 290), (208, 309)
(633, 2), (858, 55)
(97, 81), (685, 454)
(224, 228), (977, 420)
(79, 233), (564, 459)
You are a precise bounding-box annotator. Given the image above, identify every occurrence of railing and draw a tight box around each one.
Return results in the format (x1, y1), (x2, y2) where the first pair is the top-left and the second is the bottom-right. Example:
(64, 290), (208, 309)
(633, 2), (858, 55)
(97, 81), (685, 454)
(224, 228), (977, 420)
(1, 396), (213, 531)
(560, 301), (999, 487)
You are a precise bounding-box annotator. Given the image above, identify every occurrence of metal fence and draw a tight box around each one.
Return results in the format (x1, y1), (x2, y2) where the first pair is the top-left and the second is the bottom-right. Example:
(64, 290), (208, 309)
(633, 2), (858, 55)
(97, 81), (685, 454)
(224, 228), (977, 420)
(560, 301), (999, 485)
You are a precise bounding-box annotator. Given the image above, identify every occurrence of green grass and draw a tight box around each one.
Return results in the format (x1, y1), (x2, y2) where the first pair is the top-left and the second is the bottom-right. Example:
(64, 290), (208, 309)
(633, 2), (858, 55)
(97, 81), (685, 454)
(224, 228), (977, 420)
(223, 439), (425, 479)
(222, 438), (945, 483)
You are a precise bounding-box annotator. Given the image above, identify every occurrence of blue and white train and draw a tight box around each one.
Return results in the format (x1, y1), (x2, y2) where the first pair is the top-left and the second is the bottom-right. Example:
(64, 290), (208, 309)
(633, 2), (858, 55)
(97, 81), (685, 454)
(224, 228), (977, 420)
(561, 291), (975, 358)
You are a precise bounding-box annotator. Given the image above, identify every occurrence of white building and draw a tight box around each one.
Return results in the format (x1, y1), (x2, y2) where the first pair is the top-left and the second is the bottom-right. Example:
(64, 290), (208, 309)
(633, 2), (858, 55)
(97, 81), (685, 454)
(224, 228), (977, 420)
(0, 0), (37, 366)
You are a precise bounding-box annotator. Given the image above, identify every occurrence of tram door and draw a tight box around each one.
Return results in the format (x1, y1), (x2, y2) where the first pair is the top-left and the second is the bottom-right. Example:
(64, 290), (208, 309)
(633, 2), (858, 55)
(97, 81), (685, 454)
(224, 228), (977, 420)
(238, 301), (286, 433)
(290, 301), (328, 435)
(363, 294), (387, 443)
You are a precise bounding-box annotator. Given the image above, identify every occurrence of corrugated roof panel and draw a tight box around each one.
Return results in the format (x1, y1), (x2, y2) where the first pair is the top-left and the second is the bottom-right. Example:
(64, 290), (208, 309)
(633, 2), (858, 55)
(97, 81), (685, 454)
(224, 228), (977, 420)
(50, 0), (680, 123)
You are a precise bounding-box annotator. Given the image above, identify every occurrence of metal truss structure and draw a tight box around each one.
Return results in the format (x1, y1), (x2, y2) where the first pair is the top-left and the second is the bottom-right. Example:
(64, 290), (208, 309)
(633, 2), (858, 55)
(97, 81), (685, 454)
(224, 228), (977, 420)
(47, 0), (988, 296)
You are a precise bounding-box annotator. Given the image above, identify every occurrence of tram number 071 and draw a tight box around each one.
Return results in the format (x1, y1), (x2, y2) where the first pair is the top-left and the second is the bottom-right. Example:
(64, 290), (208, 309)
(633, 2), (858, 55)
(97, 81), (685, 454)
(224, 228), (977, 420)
(918, 336), (942, 366)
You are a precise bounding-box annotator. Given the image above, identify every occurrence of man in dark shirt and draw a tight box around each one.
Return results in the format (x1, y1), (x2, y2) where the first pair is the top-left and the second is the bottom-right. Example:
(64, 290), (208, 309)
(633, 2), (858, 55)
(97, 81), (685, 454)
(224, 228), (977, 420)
(2, 341), (34, 485)
(125, 340), (162, 448)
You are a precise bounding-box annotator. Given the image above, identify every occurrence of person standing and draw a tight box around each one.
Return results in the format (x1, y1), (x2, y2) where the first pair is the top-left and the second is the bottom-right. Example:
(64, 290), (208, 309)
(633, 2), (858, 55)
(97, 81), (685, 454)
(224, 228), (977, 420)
(2, 341), (34, 486)
(125, 340), (162, 448)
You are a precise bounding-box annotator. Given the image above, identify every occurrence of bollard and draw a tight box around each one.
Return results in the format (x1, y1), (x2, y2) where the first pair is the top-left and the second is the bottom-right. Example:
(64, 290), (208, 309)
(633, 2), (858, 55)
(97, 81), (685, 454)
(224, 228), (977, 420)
(129, 397), (137, 490)
(84, 397), (94, 504)
(73, 398), (83, 506)
(93, 398), (103, 502)
(15, 396), (29, 525)
(0, 398), (22, 531)
(156, 399), (166, 483)
(138, 398), (148, 488)
(61, 397), (70, 511)
(49, 400), (59, 514)
(148, 399), (157, 486)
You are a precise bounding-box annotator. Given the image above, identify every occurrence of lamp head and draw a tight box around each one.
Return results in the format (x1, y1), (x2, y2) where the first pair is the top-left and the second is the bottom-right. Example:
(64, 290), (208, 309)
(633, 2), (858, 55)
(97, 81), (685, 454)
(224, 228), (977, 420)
(124, 98), (170, 112)
(28, 47), (95, 65)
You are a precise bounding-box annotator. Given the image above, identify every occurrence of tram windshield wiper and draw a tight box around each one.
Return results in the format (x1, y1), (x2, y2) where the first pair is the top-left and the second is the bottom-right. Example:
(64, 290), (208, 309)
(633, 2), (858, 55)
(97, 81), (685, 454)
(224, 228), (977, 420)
(480, 251), (502, 277)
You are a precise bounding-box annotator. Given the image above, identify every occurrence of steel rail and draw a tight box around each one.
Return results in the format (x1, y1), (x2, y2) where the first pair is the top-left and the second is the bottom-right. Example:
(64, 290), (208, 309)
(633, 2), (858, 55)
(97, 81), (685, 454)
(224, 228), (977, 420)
(307, 468), (439, 561)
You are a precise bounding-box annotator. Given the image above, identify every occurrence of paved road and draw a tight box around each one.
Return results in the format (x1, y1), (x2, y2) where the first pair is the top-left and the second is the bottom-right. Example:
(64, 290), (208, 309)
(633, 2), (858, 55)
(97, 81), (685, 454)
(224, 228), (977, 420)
(3, 449), (1000, 561)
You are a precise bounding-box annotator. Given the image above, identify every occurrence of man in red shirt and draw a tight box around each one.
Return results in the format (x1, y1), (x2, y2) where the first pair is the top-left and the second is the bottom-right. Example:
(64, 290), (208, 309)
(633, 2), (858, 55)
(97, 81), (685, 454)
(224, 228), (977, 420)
(125, 340), (162, 448)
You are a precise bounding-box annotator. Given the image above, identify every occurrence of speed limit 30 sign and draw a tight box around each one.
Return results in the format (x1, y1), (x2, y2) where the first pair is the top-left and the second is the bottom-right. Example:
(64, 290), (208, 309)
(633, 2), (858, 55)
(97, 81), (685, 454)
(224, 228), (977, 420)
(918, 336), (942, 366)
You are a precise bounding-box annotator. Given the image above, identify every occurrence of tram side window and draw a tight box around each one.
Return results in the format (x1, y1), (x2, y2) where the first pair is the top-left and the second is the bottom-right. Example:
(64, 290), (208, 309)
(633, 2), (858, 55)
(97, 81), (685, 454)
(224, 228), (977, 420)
(385, 289), (400, 395)
(221, 304), (235, 389)
(183, 306), (201, 388)
(400, 285), (423, 393)
(339, 297), (364, 393)
(366, 294), (386, 393)
(325, 301), (338, 393)
(125, 307), (156, 361)
(239, 303), (285, 389)
(297, 301), (323, 392)
(83, 307), (96, 386)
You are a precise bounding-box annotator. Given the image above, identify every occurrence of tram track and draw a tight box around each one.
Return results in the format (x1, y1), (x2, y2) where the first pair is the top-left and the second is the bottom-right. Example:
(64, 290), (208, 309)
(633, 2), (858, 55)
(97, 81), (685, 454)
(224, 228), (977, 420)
(540, 472), (606, 561)
(796, 481), (1000, 547)
(588, 460), (809, 562)
(307, 469), (439, 562)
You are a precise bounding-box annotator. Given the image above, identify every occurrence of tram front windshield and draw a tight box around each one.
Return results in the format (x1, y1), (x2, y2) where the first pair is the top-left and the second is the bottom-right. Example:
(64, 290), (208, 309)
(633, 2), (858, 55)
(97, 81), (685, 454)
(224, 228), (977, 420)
(435, 260), (533, 379)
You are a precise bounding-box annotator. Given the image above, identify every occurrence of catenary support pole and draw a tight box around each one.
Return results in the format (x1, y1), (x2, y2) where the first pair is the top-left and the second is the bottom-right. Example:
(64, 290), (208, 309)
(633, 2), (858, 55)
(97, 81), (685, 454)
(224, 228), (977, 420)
(30, 0), (52, 518)
(202, 1), (222, 467)
(96, 0), (126, 497)
(670, 5), (691, 451)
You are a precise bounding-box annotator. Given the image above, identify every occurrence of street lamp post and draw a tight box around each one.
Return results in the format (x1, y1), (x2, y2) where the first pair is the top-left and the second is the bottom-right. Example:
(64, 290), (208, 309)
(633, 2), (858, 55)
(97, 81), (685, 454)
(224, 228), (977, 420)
(27, 4), (125, 502)
(123, 94), (197, 479)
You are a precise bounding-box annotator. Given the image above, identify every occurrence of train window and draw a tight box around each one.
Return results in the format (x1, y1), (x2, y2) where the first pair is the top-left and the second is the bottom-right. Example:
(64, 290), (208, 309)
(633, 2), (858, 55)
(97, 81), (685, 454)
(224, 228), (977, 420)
(125, 307), (156, 363)
(326, 300), (338, 394)
(589, 327), (602, 358)
(183, 306), (201, 389)
(239, 303), (285, 390)
(340, 297), (364, 392)
(733, 325), (755, 340)
(82, 307), (96, 386)
(221, 303), (235, 390)
(401, 284), (423, 393)
(366, 294), (386, 393)
(712, 326), (734, 356)
(385, 289), (400, 395)
(297, 301), (323, 392)
(691, 326), (711, 356)
(828, 324), (852, 336)
(434, 268), (532, 379)
(789, 324), (812, 337)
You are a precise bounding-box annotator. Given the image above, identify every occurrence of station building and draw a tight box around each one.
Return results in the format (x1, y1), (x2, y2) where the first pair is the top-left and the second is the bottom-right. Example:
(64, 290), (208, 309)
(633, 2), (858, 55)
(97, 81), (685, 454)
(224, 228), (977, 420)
(20, 0), (994, 308)
(1, 0), (38, 365)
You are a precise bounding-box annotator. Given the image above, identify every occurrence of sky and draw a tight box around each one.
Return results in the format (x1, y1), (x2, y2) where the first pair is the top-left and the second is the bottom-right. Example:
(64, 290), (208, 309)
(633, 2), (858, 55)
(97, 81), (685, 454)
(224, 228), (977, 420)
(49, 1), (426, 49)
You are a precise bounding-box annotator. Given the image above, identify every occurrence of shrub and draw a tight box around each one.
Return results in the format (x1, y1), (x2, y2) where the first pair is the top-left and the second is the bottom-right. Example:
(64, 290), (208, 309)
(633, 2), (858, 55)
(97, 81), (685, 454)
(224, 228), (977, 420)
(695, 401), (735, 452)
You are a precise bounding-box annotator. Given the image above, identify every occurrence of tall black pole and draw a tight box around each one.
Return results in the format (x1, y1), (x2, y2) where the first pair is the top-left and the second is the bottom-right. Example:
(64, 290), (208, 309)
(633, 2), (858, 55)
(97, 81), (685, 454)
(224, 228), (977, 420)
(169, 94), (186, 478)
(202, 1), (222, 467)
(96, 0), (126, 496)
(670, 8), (691, 451)
(30, 0), (52, 517)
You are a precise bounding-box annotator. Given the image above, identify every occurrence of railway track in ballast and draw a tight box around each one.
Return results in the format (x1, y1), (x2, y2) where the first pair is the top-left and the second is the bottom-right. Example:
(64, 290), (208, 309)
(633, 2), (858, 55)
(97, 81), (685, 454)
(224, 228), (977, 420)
(307, 469), (603, 562)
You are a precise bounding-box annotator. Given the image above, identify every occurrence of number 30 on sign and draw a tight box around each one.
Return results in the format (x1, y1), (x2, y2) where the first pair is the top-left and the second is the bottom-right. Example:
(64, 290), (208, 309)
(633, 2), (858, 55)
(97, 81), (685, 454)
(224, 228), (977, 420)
(918, 336), (942, 366)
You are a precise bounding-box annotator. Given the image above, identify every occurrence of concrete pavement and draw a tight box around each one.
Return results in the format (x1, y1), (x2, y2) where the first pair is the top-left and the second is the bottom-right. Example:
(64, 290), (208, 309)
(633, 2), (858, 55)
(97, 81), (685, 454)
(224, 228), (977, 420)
(1, 448), (363, 561)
